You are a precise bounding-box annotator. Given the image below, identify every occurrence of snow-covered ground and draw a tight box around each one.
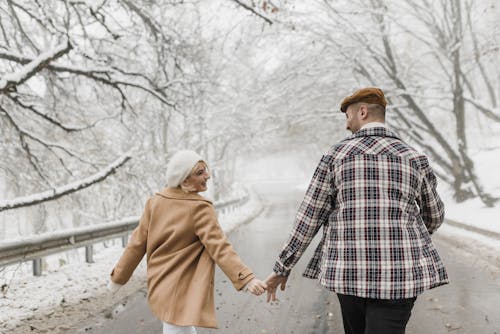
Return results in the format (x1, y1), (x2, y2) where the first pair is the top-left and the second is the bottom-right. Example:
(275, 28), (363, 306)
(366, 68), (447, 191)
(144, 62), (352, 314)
(436, 146), (500, 261)
(0, 190), (263, 334)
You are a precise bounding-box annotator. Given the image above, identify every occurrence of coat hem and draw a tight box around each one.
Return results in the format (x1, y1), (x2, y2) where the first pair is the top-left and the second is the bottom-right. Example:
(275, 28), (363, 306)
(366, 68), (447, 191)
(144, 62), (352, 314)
(152, 308), (218, 329)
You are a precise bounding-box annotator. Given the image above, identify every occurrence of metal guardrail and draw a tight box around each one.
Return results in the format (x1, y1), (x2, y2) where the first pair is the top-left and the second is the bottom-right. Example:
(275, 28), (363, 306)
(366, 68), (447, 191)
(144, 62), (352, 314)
(0, 194), (249, 276)
(444, 218), (500, 240)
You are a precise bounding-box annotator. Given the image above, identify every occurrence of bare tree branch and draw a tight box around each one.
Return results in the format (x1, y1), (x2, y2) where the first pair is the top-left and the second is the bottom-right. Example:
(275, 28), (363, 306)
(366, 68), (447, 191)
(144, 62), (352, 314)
(464, 96), (500, 122)
(0, 49), (176, 107)
(0, 104), (52, 185)
(7, 94), (88, 132)
(230, 0), (273, 25)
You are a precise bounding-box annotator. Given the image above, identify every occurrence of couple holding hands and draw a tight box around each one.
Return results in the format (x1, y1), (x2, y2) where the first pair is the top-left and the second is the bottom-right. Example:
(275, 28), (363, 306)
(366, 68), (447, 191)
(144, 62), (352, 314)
(108, 88), (449, 334)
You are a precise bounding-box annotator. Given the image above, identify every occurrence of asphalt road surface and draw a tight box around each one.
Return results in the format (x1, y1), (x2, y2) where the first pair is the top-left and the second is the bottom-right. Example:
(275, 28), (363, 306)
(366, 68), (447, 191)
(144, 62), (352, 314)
(68, 182), (500, 334)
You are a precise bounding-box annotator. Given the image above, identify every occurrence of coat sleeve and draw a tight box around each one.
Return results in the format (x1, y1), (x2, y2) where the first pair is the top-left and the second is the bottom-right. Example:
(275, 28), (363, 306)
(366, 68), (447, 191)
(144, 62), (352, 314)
(110, 198), (151, 285)
(416, 157), (445, 234)
(193, 202), (255, 290)
(273, 154), (334, 276)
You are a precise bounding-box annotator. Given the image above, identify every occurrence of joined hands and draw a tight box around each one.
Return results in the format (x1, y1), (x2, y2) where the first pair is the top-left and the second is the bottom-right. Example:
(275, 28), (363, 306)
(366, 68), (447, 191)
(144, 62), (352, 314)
(244, 272), (289, 301)
(245, 278), (268, 296)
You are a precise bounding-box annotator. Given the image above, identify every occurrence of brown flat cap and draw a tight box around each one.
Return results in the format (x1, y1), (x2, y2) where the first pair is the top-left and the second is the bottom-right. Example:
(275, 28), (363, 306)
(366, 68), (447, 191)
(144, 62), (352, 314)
(340, 87), (387, 112)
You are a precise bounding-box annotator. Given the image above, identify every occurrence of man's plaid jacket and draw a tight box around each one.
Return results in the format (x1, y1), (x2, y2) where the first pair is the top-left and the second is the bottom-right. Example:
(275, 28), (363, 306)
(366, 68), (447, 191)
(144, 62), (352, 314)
(273, 126), (449, 299)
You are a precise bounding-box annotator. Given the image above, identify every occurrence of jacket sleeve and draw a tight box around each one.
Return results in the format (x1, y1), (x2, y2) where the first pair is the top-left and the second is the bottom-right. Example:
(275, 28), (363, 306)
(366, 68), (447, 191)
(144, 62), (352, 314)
(110, 198), (151, 285)
(193, 202), (255, 290)
(416, 157), (445, 234)
(273, 155), (334, 276)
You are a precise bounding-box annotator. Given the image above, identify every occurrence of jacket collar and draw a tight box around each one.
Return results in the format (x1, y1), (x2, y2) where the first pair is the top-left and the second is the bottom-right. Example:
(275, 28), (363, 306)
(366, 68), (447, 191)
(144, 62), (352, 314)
(156, 187), (212, 204)
(349, 126), (401, 141)
(360, 122), (387, 130)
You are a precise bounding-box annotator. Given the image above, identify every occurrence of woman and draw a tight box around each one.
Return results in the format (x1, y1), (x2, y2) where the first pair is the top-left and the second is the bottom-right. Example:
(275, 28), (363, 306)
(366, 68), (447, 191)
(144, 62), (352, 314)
(107, 150), (267, 334)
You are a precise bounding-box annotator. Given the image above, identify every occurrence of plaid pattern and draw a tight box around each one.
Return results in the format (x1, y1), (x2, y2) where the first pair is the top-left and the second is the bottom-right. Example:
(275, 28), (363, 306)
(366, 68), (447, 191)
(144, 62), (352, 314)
(274, 127), (448, 299)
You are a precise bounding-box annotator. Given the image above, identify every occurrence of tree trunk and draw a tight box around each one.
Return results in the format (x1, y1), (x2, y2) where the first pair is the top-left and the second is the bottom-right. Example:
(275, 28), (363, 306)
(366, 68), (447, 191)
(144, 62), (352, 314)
(451, 1), (496, 206)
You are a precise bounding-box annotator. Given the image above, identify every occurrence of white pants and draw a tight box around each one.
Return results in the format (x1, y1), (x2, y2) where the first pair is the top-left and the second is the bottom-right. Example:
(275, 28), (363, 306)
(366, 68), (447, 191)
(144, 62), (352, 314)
(162, 322), (197, 334)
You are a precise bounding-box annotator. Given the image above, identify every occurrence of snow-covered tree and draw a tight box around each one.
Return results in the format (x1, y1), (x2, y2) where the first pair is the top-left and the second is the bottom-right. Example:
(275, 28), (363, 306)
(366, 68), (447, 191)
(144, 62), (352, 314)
(241, 0), (500, 206)
(0, 1), (206, 213)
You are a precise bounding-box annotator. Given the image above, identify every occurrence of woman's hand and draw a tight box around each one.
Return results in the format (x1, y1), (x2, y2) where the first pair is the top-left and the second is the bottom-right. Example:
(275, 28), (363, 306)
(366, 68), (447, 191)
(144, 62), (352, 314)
(245, 278), (267, 296)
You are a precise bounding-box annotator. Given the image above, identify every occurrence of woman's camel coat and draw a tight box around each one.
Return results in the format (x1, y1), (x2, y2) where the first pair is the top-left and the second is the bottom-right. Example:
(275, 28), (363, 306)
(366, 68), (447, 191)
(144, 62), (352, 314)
(110, 187), (255, 328)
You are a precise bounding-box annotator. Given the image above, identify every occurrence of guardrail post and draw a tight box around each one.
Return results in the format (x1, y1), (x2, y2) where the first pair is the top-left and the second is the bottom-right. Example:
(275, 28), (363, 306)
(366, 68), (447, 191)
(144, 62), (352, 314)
(121, 234), (128, 247)
(33, 258), (42, 276)
(85, 245), (94, 263)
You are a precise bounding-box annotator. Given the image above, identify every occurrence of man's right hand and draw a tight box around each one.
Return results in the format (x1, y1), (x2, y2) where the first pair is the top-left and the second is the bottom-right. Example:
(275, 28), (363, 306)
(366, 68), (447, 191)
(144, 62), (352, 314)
(265, 272), (288, 303)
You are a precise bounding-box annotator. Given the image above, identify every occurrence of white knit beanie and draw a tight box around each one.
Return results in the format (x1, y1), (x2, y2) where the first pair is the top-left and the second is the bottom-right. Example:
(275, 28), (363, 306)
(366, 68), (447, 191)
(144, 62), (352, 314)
(166, 150), (204, 187)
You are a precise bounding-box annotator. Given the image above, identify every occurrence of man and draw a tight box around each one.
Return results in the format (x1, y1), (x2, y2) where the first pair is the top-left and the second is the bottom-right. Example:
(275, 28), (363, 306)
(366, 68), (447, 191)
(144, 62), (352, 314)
(265, 87), (448, 334)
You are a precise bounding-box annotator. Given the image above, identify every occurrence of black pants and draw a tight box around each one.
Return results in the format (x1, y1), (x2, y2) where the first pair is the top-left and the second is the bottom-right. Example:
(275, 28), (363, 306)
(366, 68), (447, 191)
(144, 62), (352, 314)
(336, 294), (417, 334)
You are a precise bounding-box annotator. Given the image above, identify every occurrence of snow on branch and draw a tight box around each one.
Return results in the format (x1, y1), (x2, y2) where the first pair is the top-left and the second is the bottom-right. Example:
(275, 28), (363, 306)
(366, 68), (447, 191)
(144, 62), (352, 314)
(0, 39), (72, 94)
(0, 49), (175, 107)
(0, 153), (132, 212)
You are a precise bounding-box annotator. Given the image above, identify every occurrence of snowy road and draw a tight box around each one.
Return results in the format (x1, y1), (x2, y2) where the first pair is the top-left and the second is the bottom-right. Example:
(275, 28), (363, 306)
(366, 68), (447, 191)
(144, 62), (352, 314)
(66, 182), (500, 334)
